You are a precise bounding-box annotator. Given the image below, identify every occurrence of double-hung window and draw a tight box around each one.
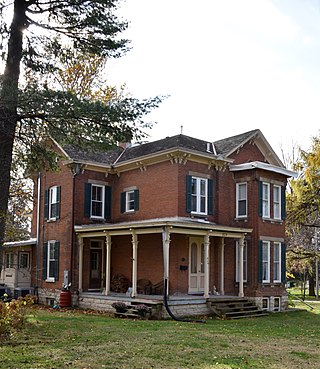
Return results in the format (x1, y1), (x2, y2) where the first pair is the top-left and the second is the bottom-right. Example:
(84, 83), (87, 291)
(236, 240), (247, 282)
(262, 182), (270, 218)
(19, 252), (30, 269)
(120, 189), (139, 213)
(191, 177), (207, 214)
(49, 186), (60, 220)
(91, 184), (104, 219)
(84, 183), (111, 220)
(5, 252), (14, 268)
(186, 176), (213, 215)
(43, 240), (59, 282)
(236, 182), (247, 218)
(262, 241), (270, 283)
(44, 186), (61, 220)
(273, 185), (281, 220)
(273, 242), (281, 283)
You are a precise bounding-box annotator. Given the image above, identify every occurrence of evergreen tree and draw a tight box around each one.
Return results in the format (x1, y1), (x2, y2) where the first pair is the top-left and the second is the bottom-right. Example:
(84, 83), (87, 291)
(0, 1), (162, 271)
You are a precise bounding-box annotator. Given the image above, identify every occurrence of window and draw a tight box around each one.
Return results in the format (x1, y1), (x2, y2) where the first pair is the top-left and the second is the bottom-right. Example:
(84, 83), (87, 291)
(5, 252), (14, 268)
(84, 183), (111, 220)
(191, 177), (207, 214)
(236, 182), (247, 218)
(236, 240), (247, 282)
(274, 242), (281, 283)
(120, 189), (139, 213)
(262, 241), (270, 283)
(186, 176), (213, 215)
(273, 297), (281, 311)
(262, 298), (269, 311)
(42, 241), (59, 282)
(273, 185), (281, 220)
(262, 182), (270, 218)
(44, 186), (61, 220)
(49, 186), (60, 219)
(91, 184), (104, 218)
(19, 252), (30, 269)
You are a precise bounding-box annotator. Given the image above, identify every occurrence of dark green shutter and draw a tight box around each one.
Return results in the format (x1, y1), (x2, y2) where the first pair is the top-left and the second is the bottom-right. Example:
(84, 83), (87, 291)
(281, 243), (286, 284)
(104, 186), (112, 220)
(186, 175), (192, 213)
(56, 186), (61, 219)
(42, 242), (48, 280)
(84, 183), (92, 217)
(120, 192), (126, 213)
(258, 181), (263, 217)
(134, 189), (139, 211)
(54, 241), (59, 281)
(208, 179), (214, 215)
(44, 189), (49, 220)
(258, 240), (263, 283)
(281, 186), (286, 220)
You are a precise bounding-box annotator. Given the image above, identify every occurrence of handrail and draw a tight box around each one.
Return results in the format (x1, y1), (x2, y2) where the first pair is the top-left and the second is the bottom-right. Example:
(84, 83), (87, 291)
(293, 295), (314, 310)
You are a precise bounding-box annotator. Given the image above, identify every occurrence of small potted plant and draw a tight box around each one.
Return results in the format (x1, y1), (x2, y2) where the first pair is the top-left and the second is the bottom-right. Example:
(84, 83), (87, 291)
(135, 304), (151, 317)
(111, 301), (128, 313)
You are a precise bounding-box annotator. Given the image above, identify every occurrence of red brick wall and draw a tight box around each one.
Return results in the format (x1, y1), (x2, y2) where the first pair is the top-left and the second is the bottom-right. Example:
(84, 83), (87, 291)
(37, 162), (74, 290)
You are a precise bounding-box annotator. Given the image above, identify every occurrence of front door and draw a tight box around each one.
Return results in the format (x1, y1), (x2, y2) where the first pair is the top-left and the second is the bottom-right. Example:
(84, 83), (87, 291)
(188, 238), (205, 293)
(89, 249), (102, 290)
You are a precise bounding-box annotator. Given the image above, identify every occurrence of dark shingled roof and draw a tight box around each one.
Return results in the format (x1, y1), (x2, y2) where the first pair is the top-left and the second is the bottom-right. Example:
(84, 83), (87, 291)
(118, 134), (218, 162)
(213, 129), (259, 156)
(63, 145), (122, 165)
(62, 129), (260, 166)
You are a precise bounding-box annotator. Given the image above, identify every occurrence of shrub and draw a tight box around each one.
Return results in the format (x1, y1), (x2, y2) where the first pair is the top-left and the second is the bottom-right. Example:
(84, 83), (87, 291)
(0, 294), (36, 337)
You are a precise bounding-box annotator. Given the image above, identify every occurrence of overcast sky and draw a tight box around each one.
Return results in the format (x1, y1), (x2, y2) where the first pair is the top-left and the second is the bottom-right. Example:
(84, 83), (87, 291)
(107, 0), (320, 159)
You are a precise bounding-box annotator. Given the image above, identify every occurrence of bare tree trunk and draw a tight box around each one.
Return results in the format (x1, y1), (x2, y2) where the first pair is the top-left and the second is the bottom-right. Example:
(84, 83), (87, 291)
(0, 0), (26, 272)
(309, 272), (315, 297)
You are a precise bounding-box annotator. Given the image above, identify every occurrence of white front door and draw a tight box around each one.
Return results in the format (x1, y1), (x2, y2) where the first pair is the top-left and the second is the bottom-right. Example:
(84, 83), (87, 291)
(189, 238), (205, 293)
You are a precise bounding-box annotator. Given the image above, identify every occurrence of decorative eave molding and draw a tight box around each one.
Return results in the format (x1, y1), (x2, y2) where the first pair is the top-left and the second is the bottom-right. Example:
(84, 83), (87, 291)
(74, 217), (252, 239)
(229, 161), (298, 178)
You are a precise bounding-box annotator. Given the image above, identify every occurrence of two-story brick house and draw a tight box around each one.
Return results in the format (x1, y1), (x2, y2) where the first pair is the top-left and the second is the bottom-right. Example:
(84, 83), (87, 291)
(22, 128), (295, 315)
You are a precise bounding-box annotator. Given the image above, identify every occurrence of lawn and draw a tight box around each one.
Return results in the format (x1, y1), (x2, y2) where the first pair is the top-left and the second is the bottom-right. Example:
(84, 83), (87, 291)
(1, 304), (320, 369)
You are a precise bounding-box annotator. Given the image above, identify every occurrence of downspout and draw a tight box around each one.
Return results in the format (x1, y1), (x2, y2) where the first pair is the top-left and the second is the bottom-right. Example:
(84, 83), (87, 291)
(70, 163), (82, 297)
(35, 172), (41, 299)
(162, 227), (206, 323)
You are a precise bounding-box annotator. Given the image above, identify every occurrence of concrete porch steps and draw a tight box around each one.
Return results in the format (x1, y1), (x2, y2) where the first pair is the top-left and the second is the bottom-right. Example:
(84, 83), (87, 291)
(208, 298), (269, 319)
(113, 301), (163, 319)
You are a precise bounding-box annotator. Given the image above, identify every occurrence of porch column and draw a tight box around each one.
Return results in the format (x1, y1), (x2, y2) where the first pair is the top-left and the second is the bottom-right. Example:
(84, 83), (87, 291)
(78, 236), (84, 293)
(162, 226), (170, 295)
(238, 235), (245, 297)
(105, 233), (111, 296)
(219, 238), (225, 296)
(131, 230), (138, 298)
(203, 233), (210, 298)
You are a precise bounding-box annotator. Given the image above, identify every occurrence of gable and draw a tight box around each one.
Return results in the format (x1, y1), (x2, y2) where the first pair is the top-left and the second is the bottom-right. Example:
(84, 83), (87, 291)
(227, 141), (268, 165)
(214, 129), (284, 167)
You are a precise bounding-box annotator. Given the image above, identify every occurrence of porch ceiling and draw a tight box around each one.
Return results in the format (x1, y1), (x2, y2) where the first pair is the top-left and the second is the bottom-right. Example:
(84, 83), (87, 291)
(74, 217), (252, 239)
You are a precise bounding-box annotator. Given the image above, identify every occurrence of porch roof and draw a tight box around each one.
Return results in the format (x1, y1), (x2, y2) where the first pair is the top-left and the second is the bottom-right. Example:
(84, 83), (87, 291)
(74, 217), (252, 238)
(4, 238), (37, 248)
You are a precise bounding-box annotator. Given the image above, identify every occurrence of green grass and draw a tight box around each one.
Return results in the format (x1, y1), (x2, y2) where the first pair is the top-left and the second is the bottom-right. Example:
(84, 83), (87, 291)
(1, 305), (320, 369)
